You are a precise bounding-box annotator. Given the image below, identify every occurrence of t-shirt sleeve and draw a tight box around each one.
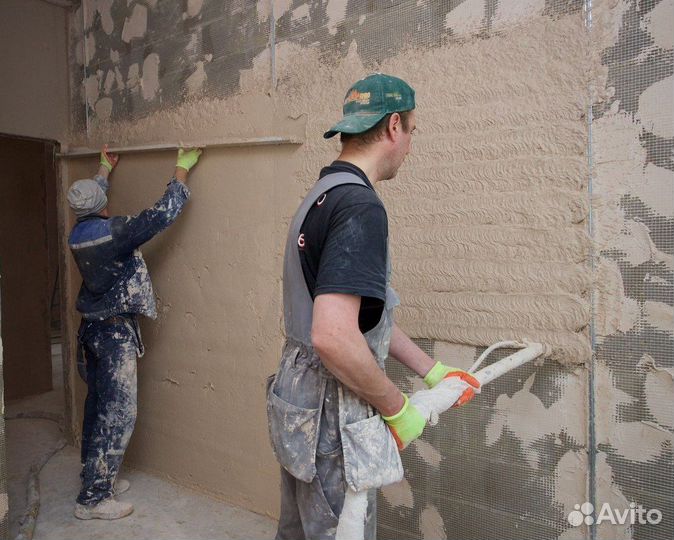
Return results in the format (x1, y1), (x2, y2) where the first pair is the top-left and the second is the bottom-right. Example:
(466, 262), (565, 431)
(313, 202), (388, 302)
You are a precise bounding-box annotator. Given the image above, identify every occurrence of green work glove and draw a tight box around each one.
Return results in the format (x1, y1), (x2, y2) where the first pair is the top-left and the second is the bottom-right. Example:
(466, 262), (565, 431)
(424, 361), (481, 407)
(176, 148), (202, 171)
(100, 144), (118, 172)
(382, 394), (426, 451)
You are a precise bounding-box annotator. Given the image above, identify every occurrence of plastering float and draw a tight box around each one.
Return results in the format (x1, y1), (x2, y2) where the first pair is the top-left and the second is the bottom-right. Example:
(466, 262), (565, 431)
(335, 340), (550, 540)
(56, 136), (303, 158)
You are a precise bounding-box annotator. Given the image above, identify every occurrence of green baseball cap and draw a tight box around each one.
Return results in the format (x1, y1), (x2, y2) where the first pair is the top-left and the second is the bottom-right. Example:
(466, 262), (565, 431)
(323, 73), (415, 139)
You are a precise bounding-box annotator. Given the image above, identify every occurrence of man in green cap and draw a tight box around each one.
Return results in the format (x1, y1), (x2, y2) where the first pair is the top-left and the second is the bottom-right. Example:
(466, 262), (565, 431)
(267, 73), (480, 539)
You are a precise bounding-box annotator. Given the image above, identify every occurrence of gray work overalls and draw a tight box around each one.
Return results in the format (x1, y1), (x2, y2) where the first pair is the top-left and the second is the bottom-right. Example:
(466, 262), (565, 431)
(267, 172), (404, 540)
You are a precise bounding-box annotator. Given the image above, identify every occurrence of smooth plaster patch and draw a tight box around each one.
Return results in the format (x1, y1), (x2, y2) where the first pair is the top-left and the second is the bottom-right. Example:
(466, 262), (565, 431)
(380, 477), (414, 508)
(594, 258), (640, 339)
(637, 75), (674, 139)
(97, 0), (114, 35)
(633, 164), (674, 217)
(141, 53), (160, 101)
(126, 62), (140, 89)
(554, 449), (587, 516)
(185, 0), (204, 19)
(122, 3), (148, 43)
(291, 4), (310, 22)
(595, 451), (634, 540)
(493, 0), (545, 30)
(413, 438), (442, 469)
(485, 372), (585, 466)
(95, 97), (113, 122)
(444, 0), (483, 36)
(326, 0), (347, 35)
(643, 363), (674, 428)
(642, 0), (674, 50)
(643, 300), (674, 332)
(420, 504), (447, 540)
(185, 61), (207, 95)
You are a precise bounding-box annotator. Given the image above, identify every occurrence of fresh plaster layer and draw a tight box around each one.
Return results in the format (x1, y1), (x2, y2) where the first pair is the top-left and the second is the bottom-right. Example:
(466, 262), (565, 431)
(377, 15), (593, 364)
(63, 145), (301, 516)
(0, 0), (69, 141)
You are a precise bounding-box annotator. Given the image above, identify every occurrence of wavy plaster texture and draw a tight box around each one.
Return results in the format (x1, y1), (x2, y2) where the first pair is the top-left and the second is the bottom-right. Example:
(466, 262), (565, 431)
(377, 17), (593, 364)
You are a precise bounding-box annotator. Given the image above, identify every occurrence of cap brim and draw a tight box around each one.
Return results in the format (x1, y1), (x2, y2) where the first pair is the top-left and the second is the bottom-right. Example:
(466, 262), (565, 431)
(323, 112), (388, 139)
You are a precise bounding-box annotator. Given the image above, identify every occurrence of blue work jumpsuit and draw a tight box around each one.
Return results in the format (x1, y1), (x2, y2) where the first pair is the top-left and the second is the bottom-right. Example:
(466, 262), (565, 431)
(68, 174), (190, 506)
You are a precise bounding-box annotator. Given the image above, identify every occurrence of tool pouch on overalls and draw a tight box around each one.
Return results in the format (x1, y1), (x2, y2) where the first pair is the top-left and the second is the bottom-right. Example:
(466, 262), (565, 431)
(268, 171), (404, 491)
(266, 341), (326, 483)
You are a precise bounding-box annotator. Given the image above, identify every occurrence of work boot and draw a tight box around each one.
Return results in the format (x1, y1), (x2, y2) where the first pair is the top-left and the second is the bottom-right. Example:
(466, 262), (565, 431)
(114, 478), (130, 495)
(74, 498), (134, 520)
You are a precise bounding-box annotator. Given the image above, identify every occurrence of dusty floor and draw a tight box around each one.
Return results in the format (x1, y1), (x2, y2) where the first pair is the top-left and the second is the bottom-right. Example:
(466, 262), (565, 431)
(7, 341), (277, 539)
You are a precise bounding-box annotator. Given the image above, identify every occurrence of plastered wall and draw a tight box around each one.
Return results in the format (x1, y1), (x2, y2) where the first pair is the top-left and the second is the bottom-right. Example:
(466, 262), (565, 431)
(0, 0), (69, 141)
(62, 0), (672, 537)
(0, 138), (53, 400)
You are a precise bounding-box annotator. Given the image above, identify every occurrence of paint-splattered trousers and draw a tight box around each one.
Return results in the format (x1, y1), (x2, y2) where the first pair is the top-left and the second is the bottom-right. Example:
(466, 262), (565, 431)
(274, 378), (377, 540)
(276, 469), (377, 540)
(77, 316), (140, 506)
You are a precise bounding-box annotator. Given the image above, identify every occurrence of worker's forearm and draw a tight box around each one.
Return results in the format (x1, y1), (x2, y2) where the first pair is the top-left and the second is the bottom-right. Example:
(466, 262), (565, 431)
(315, 331), (404, 417)
(97, 165), (110, 179)
(389, 323), (436, 378)
(174, 167), (188, 183)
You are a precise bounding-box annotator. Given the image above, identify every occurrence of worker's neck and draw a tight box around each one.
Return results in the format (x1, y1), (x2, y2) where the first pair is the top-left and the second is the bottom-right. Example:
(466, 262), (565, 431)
(336, 147), (387, 185)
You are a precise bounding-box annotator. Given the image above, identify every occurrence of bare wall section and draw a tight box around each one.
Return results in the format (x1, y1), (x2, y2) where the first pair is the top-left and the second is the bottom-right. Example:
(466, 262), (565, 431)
(0, 0), (69, 141)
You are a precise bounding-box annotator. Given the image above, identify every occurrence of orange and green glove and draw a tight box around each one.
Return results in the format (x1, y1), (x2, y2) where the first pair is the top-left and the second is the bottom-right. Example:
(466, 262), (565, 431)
(383, 394), (426, 451)
(100, 144), (118, 172)
(423, 361), (481, 407)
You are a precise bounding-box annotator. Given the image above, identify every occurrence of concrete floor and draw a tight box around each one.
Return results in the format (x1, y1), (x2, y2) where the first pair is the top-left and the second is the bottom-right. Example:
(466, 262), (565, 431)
(7, 341), (277, 539)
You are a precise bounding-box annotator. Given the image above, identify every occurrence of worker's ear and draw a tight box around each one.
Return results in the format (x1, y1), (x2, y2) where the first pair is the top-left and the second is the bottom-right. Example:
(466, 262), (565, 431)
(387, 113), (403, 141)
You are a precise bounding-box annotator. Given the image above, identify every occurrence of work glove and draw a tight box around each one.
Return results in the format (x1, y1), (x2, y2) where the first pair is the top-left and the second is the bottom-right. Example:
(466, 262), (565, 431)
(423, 361), (481, 407)
(382, 394), (426, 451)
(176, 148), (202, 171)
(100, 144), (119, 172)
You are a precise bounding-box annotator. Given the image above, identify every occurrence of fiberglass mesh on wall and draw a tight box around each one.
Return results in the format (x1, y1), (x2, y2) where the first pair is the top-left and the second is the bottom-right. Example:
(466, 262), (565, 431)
(382, 342), (583, 540)
(592, 0), (673, 538)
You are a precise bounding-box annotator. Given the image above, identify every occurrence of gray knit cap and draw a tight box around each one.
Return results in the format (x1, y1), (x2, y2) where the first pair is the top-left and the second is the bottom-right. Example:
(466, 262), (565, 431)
(67, 179), (108, 217)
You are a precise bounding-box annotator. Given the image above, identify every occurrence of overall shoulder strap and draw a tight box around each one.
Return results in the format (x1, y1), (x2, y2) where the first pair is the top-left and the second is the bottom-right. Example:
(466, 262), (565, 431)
(283, 172), (368, 344)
